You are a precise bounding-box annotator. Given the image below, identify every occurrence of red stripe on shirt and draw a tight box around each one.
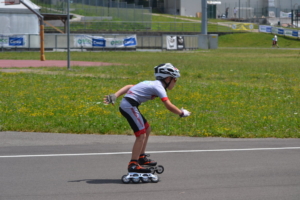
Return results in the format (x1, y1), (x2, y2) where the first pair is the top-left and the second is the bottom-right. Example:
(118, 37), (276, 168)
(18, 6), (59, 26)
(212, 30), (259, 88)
(161, 97), (169, 102)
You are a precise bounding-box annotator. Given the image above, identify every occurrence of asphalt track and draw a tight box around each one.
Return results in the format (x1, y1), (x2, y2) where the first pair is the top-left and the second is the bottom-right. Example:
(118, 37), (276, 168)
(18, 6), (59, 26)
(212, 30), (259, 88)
(0, 131), (300, 200)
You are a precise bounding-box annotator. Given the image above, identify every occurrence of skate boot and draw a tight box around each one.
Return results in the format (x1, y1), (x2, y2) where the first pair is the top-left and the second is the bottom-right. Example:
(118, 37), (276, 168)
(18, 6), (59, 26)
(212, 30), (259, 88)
(138, 154), (157, 166)
(128, 160), (151, 173)
(139, 154), (164, 174)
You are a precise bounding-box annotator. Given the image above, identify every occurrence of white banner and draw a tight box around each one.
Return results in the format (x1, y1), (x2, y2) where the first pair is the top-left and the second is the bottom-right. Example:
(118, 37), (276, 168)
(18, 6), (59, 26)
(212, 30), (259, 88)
(280, 12), (291, 18)
(166, 36), (177, 50)
(268, 0), (275, 7)
(0, 35), (26, 47)
(74, 35), (137, 48)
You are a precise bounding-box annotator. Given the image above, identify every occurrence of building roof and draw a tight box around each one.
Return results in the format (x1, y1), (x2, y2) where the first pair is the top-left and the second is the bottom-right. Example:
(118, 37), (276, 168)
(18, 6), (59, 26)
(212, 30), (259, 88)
(41, 13), (74, 21)
(0, 0), (39, 11)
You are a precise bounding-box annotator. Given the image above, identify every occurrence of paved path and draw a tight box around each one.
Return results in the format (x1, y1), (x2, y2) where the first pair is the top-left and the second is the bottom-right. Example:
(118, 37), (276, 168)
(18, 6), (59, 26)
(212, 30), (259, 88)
(0, 60), (119, 68)
(1, 131), (300, 200)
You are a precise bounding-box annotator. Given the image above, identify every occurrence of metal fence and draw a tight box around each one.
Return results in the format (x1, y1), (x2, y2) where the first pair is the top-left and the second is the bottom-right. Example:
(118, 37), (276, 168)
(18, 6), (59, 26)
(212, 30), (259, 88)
(43, 21), (257, 33)
(31, 0), (152, 22)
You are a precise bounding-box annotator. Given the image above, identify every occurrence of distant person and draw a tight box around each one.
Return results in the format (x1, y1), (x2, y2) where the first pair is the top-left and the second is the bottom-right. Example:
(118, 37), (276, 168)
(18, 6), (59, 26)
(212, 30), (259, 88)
(225, 7), (229, 18)
(272, 35), (279, 48)
(233, 7), (238, 18)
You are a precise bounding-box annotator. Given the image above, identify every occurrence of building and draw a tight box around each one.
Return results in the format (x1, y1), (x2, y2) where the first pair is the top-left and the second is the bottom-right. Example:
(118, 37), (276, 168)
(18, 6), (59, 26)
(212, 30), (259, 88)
(0, 0), (40, 34)
(163, 0), (300, 19)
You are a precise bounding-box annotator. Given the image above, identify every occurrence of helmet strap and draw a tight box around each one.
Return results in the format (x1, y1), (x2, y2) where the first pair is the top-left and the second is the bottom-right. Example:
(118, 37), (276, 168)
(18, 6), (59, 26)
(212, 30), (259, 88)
(161, 77), (173, 91)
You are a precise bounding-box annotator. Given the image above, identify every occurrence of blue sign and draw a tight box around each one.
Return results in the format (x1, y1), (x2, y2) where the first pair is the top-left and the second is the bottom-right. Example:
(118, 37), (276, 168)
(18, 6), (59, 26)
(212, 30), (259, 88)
(92, 38), (105, 47)
(292, 31), (299, 37)
(266, 27), (272, 33)
(9, 37), (24, 46)
(278, 29), (284, 35)
(123, 37), (137, 47)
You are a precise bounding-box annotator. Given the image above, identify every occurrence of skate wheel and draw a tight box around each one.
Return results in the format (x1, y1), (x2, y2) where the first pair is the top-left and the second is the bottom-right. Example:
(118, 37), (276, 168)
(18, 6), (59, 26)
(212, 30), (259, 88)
(150, 176), (159, 183)
(121, 175), (131, 184)
(149, 167), (155, 174)
(141, 174), (150, 183)
(131, 174), (140, 183)
(155, 165), (164, 174)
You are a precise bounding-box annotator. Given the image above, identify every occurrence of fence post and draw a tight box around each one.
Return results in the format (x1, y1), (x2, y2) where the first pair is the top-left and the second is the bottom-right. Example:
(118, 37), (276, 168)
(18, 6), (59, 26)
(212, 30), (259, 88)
(28, 34), (30, 51)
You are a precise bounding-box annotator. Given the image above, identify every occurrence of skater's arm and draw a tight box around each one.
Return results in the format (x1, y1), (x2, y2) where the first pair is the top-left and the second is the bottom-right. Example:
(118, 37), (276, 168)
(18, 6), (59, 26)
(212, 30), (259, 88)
(104, 85), (133, 104)
(162, 100), (183, 115)
(163, 100), (191, 117)
(115, 85), (134, 98)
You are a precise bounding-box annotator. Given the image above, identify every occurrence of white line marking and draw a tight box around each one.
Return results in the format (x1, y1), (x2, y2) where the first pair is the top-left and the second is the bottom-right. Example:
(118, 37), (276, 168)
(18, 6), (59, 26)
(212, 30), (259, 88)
(0, 147), (300, 158)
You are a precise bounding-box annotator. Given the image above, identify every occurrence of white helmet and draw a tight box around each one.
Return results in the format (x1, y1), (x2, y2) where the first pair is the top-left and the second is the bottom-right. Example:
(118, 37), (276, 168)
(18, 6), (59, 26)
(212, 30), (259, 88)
(154, 63), (180, 80)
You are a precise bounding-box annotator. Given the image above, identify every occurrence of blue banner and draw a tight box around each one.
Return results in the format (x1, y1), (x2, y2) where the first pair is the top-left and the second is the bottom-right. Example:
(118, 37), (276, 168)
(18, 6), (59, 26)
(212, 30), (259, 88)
(278, 29), (284, 35)
(92, 38), (105, 47)
(259, 25), (272, 33)
(292, 31), (299, 37)
(123, 37), (137, 47)
(9, 37), (24, 46)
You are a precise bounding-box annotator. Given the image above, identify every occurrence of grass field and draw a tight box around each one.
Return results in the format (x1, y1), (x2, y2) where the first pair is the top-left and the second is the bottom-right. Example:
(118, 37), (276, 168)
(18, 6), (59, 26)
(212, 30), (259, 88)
(1, 45), (300, 138)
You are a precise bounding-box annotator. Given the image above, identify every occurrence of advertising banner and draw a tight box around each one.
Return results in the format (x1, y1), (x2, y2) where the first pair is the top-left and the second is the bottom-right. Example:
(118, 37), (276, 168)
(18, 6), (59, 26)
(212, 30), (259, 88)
(166, 36), (177, 50)
(74, 35), (137, 48)
(166, 36), (185, 50)
(285, 29), (299, 37)
(272, 27), (285, 35)
(259, 25), (272, 33)
(230, 23), (254, 31)
(259, 25), (300, 38)
(0, 35), (26, 47)
(280, 12), (292, 18)
(177, 36), (185, 49)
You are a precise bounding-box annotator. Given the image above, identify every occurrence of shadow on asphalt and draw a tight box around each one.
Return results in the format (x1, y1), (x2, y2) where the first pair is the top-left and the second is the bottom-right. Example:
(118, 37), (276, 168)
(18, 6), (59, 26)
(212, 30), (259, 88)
(69, 179), (122, 184)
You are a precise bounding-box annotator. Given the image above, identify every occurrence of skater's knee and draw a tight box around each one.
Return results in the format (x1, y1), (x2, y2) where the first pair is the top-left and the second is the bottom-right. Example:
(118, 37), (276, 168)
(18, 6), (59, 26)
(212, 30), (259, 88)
(134, 129), (146, 137)
(135, 133), (146, 143)
(146, 126), (151, 134)
(138, 133), (146, 139)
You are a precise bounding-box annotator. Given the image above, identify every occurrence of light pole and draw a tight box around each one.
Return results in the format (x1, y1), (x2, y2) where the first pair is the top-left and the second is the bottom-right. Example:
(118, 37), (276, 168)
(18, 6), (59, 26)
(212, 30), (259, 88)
(67, 0), (70, 70)
(239, 0), (240, 21)
(201, 0), (207, 34)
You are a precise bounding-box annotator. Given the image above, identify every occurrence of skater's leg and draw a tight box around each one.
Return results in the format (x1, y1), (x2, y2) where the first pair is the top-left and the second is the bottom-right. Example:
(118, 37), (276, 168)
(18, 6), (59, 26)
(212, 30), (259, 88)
(138, 126), (157, 166)
(140, 126), (151, 154)
(128, 133), (152, 173)
(131, 133), (146, 160)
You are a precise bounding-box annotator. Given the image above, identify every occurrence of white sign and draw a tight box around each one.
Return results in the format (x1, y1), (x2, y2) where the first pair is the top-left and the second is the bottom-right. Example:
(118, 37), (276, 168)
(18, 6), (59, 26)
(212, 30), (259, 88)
(268, 0), (275, 7)
(280, 12), (291, 18)
(166, 36), (177, 50)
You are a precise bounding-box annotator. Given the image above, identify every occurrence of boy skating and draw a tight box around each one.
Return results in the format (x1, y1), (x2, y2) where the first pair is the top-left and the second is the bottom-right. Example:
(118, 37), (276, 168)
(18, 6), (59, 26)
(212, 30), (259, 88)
(104, 63), (191, 175)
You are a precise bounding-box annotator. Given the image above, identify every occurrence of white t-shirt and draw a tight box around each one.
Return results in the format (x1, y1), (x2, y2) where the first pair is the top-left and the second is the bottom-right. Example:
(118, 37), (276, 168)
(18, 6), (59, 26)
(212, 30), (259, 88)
(124, 80), (168, 104)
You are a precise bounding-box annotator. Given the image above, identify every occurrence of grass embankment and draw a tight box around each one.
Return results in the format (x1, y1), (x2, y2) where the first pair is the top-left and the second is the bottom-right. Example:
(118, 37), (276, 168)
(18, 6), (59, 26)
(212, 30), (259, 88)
(219, 32), (300, 48)
(1, 49), (300, 138)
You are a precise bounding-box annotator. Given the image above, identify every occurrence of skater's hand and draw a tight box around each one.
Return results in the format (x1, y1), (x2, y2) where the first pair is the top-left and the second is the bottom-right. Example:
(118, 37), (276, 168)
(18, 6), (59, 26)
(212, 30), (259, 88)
(179, 108), (191, 117)
(104, 94), (117, 105)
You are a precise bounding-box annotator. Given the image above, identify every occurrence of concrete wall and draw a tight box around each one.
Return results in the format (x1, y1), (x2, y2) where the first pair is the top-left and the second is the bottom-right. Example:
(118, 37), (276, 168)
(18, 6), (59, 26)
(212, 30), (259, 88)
(1, 33), (218, 50)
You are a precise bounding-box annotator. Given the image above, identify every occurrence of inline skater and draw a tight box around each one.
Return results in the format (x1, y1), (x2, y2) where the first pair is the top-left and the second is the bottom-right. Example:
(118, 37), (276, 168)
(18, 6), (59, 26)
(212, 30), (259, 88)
(104, 63), (191, 174)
